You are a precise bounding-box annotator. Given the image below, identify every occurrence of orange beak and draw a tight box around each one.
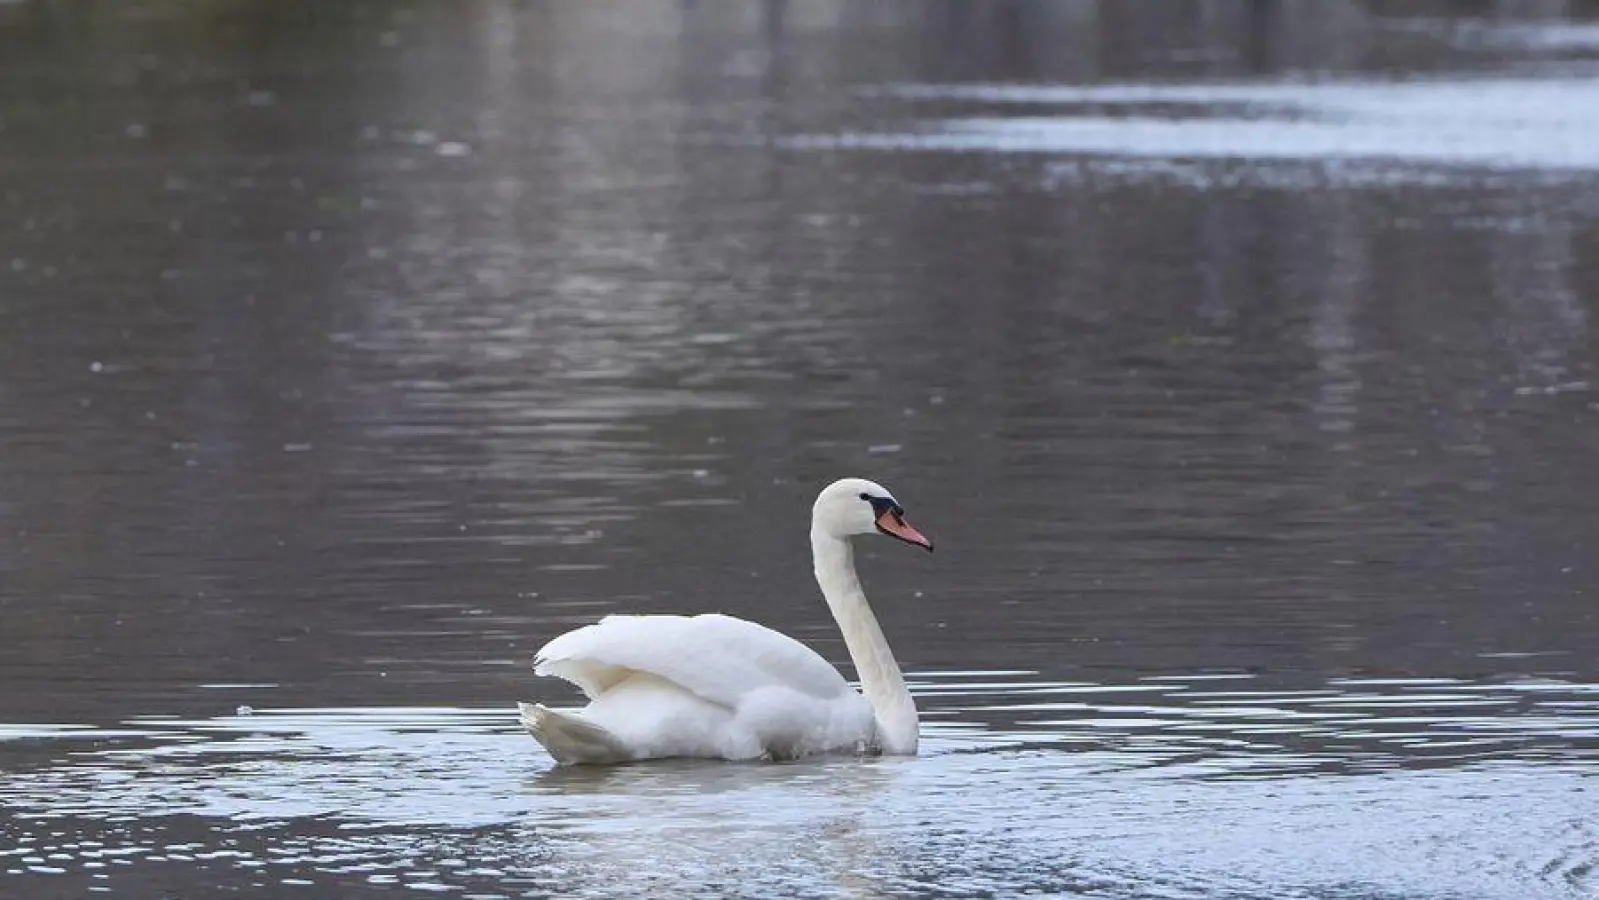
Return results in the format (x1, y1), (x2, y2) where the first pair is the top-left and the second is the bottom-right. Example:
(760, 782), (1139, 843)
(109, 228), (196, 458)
(875, 508), (934, 552)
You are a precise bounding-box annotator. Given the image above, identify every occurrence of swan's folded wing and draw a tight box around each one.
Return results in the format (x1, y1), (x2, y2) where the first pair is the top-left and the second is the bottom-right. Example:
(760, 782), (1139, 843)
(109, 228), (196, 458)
(534, 613), (851, 708)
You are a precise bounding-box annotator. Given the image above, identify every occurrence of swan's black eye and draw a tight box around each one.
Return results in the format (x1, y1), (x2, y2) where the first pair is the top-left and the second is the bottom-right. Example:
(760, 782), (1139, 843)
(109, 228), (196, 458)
(861, 493), (899, 518)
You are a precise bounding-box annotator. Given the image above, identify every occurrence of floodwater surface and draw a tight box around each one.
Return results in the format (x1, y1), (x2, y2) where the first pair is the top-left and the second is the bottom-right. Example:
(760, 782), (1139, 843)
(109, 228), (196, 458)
(2, 1), (1598, 898)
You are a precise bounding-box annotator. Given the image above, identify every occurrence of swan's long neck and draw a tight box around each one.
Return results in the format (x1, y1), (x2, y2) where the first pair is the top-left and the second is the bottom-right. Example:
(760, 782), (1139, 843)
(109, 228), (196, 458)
(811, 529), (918, 754)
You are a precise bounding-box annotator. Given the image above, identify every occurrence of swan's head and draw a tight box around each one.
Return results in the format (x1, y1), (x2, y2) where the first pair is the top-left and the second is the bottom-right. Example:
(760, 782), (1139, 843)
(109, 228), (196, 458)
(811, 477), (933, 552)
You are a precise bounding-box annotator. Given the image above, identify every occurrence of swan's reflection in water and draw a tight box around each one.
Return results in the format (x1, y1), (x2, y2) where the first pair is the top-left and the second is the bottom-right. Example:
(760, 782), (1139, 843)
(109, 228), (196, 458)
(527, 755), (900, 898)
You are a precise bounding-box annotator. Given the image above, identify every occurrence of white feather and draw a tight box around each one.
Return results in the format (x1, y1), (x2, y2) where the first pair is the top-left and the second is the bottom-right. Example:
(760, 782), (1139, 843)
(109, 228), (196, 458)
(531, 614), (874, 763)
(536, 613), (852, 705)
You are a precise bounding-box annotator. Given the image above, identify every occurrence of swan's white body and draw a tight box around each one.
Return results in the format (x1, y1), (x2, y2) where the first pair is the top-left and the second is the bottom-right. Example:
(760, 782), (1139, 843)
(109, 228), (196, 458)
(523, 613), (879, 762)
(519, 477), (931, 765)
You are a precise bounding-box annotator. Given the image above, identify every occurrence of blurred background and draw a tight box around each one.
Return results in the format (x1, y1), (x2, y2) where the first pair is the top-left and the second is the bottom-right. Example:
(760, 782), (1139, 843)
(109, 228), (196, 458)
(3, 2), (1599, 897)
(2, 0), (1598, 717)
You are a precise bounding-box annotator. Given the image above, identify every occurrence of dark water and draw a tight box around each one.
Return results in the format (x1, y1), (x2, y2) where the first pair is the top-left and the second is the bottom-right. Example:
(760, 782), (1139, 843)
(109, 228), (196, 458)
(3, 1), (1598, 897)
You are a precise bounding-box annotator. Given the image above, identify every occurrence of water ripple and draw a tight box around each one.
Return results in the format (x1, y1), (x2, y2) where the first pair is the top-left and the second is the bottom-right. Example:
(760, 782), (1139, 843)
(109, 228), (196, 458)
(2, 673), (1596, 898)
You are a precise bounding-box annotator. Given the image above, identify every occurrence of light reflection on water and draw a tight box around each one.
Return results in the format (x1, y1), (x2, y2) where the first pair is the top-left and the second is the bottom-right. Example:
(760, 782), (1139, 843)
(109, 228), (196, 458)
(2, 673), (1596, 898)
(807, 77), (1599, 176)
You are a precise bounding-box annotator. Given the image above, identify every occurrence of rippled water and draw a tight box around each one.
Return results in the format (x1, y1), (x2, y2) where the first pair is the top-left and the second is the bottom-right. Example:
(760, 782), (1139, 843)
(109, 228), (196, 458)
(4, 1), (1599, 898)
(5, 674), (1596, 897)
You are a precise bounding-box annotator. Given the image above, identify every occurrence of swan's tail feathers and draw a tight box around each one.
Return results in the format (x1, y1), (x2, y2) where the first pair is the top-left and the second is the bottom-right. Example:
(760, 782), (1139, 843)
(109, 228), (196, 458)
(518, 702), (630, 766)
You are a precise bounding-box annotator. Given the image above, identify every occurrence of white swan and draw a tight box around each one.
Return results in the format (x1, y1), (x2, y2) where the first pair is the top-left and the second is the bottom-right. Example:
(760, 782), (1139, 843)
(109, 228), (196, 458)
(517, 477), (933, 765)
